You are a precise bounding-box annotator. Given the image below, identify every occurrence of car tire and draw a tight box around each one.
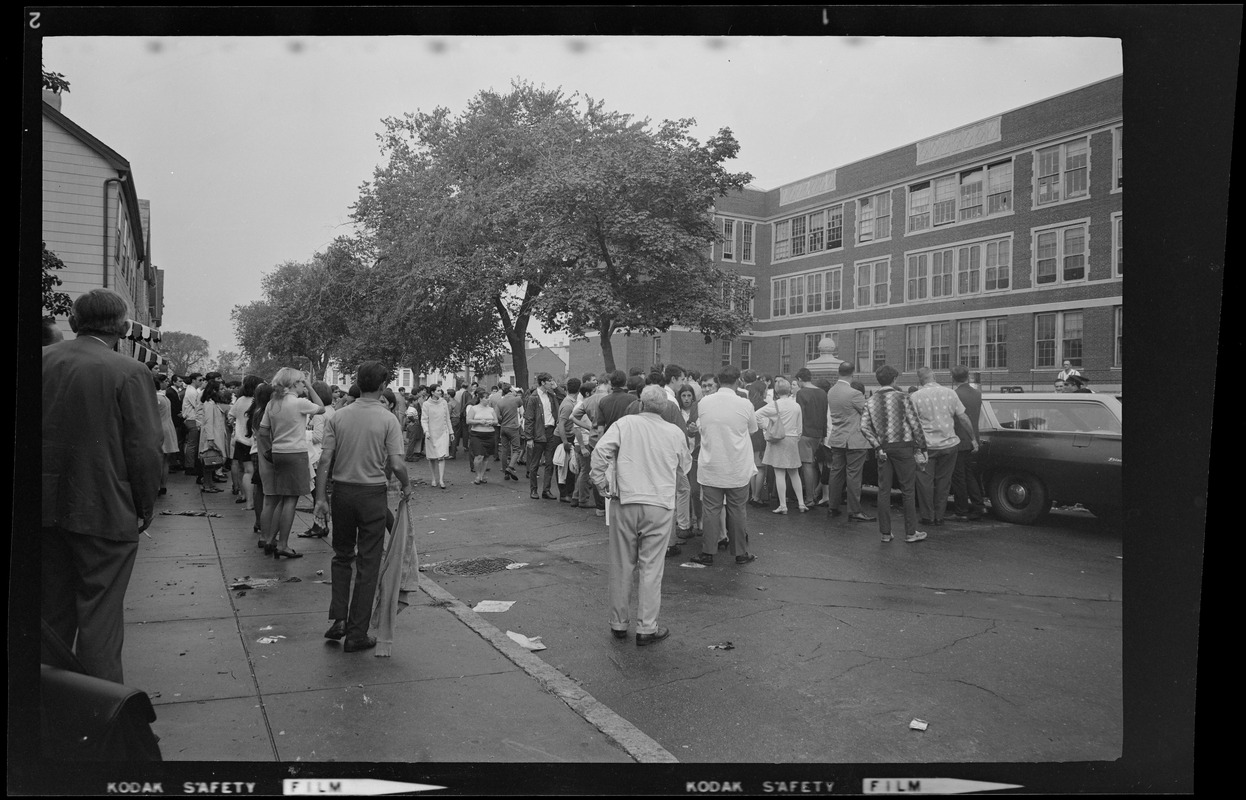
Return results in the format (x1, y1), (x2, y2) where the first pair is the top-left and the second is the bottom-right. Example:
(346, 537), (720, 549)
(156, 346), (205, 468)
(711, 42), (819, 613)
(987, 472), (1051, 525)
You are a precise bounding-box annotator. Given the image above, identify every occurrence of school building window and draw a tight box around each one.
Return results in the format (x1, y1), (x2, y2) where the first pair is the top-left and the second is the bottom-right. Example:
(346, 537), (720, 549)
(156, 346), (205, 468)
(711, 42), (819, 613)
(908, 160), (1012, 233)
(905, 322), (952, 372)
(722, 219), (735, 261)
(652, 336), (662, 366)
(1113, 127), (1123, 190)
(723, 277), (755, 316)
(720, 340), (732, 368)
(1035, 310), (1083, 369)
(741, 222), (754, 263)
(905, 237), (1011, 302)
(1114, 307), (1122, 367)
(771, 204), (843, 262)
(740, 340), (752, 371)
(770, 268), (842, 318)
(957, 317), (1008, 370)
(1033, 222), (1089, 285)
(857, 191), (892, 244)
(855, 329), (888, 374)
(855, 258), (890, 308)
(1034, 137), (1089, 206)
(1113, 213), (1122, 276)
(779, 336), (791, 375)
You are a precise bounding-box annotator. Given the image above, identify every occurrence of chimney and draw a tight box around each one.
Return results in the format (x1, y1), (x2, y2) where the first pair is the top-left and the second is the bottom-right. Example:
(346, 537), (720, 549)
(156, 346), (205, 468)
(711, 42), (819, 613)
(42, 89), (62, 111)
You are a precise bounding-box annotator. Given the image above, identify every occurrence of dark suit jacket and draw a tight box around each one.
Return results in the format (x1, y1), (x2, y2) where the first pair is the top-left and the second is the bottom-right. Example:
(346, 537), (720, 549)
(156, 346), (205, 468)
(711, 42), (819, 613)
(523, 390), (556, 443)
(953, 383), (982, 450)
(43, 337), (163, 541)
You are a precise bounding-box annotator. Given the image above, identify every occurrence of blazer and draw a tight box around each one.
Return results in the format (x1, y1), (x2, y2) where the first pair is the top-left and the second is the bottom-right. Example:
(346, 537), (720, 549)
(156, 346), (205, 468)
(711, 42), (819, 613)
(43, 337), (163, 540)
(824, 379), (871, 450)
(523, 390), (555, 443)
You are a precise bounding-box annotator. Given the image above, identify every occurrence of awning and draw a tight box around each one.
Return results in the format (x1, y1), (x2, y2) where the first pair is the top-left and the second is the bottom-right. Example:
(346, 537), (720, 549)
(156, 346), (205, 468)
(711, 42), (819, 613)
(132, 343), (167, 369)
(123, 319), (161, 344)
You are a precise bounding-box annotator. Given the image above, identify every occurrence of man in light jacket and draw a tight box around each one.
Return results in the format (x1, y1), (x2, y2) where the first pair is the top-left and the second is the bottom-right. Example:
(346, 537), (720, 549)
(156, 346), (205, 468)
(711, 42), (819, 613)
(590, 385), (691, 647)
(824, 361), (876, 522)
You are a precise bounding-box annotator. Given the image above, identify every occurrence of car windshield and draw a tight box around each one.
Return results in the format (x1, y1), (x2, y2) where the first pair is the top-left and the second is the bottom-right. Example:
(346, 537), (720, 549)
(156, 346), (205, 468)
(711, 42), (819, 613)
(988, 400), (1122, 434)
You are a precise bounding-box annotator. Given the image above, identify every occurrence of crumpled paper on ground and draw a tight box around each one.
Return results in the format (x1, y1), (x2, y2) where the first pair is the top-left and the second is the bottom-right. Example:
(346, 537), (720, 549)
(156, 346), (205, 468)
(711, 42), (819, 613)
(161, 510), (223, 518)
(506, 631), (547, 651)
(473, 600), (515, 613)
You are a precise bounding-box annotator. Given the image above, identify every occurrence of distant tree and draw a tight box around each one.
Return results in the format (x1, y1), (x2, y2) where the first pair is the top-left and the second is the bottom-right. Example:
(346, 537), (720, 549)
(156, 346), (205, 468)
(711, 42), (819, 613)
(42, 242), (73, 321)
(209, 350), (245, 381)
(160, 331), (212, 375)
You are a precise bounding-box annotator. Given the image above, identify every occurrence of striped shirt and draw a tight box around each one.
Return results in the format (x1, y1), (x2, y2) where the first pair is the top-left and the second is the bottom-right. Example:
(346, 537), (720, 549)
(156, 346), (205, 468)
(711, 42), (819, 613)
(860, 387), (928, 450)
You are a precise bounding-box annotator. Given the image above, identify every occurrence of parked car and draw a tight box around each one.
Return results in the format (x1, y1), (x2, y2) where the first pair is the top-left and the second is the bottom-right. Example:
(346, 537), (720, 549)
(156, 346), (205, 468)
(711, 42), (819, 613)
(976, 392), (1122, 524)
(859, 392), (1122, 525)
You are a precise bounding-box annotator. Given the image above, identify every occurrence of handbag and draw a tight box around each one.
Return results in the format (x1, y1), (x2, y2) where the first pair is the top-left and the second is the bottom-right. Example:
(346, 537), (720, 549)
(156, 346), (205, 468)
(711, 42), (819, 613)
(764, 399), (787, 444)
(200, 445), (225, 467)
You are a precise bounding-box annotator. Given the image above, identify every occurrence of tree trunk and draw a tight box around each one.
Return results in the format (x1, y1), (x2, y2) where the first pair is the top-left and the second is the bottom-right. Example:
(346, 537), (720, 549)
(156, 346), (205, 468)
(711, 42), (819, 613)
(597, 317), (617, 373)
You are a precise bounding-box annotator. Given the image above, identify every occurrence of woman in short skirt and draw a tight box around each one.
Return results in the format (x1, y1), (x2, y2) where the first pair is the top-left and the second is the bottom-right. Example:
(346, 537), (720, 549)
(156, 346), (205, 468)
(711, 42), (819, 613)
(465, 389), (499, 485)
(257, 368), (324, 558)
(755, 377), (807, 514)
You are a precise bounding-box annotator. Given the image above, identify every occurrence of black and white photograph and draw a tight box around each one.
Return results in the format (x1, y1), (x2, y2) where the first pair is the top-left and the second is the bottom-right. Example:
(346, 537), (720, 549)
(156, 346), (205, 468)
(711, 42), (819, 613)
(17, 6), (1228, 795)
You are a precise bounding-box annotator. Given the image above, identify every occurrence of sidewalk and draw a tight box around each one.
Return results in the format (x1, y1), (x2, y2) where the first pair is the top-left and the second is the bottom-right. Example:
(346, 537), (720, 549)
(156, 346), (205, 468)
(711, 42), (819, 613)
(123, 467), (661, 763)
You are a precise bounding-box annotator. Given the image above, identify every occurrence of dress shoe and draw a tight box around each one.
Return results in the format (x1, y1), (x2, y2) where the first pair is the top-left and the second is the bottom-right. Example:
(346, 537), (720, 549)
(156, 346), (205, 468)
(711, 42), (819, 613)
(342, 636), (377, 653)
(665, 544), (681, 558)
(905, 531), (929, 543)
(324, 620), (347, 640)
(716, 539), (729, 552)
(635, 627), (669, 647)
(847, 512), (876, 522)
(530, 489), (540, 499)
(675, 528), (696, 541)
(611, 628), (628, 640)
(541, 491), (556, 500)
(274, 548), (303, 559)
(559, 495), (570, 503)
(735, 553), (756, 565)
(689, 553), (714, 566)
(828, 507), (843, 517)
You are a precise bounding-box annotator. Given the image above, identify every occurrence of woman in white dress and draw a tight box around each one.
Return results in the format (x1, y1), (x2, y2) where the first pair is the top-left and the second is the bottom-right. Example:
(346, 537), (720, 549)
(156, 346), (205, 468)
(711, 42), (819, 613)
(756, 377), (807, 514)
(155, 373), (179, 496)
(421, 385), (452, 489)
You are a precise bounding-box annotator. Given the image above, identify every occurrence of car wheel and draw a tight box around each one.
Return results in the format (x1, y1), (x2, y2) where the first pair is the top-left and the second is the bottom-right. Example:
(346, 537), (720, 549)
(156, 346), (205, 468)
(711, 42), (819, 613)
(988, 472), (1051, 525)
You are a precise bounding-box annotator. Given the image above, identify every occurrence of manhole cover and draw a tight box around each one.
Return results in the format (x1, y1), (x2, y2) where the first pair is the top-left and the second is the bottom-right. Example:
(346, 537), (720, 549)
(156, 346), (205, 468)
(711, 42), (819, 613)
(432, 557), (516, 576)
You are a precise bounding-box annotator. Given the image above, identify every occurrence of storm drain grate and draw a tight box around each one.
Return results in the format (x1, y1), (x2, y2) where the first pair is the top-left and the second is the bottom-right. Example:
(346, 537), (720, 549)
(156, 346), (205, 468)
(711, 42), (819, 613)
(432, 557), (516, 576)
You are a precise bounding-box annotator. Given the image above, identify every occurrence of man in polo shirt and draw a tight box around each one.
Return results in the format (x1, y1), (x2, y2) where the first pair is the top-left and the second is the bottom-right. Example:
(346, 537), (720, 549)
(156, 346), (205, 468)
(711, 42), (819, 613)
(490, 382), (524, 481)
(689, 365), (759, 567)
(314, 361), (411, 654)
(910, 366), (977, 528)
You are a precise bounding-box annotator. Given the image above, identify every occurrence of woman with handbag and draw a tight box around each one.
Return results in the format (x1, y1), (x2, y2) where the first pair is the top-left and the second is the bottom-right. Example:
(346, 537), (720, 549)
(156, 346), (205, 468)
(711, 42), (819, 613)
(756, 377), (807, 514)
(198, 379), (231, 494)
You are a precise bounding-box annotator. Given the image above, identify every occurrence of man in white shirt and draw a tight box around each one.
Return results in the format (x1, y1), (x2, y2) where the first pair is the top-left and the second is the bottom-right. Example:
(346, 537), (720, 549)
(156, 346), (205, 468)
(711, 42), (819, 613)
(1056, 360), (1081, 382)
(590, 385), (691, 646)
(180, 372), (205, 475)
(910, 367), (977, 527)
(689, 365), (758, 567)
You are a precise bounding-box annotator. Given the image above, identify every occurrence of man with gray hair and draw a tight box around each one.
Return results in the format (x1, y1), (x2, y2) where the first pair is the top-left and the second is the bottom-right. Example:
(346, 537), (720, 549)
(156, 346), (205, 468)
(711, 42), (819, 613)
(590, 385), (691, 647)
(43, 288), (163, 683)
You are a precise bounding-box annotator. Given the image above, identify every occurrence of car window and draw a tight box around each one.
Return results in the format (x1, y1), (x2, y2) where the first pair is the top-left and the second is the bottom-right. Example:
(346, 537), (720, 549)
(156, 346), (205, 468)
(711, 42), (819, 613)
(988, 401), (1121, 434)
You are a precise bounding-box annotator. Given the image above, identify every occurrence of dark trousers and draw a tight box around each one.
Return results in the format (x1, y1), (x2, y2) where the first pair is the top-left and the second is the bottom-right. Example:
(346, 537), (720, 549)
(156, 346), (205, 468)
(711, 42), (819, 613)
(42, 527), (139, 685)
(183, 423), (200, 474)
(329, 483), (388, 642)
(876, 443), (918, 537)
(916, 446), (959, 522)
(951, 448), (985, 514)
(701, 485), (750, 556)
(826, 447), (868, 515)
(528, 427), (557, 492)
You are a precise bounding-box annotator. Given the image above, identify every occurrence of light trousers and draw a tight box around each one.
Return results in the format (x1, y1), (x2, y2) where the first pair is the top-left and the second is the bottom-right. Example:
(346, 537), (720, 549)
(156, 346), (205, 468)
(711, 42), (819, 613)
(607, 501), (674, 635)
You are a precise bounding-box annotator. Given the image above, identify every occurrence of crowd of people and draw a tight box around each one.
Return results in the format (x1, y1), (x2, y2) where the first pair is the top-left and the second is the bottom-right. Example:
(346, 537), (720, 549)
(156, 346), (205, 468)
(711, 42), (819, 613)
(44, 287), (1000, 680)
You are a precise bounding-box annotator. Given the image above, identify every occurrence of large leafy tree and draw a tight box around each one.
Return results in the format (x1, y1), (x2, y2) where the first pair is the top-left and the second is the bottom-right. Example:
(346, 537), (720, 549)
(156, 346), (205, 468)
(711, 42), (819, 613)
(355, 82), (597, 389)
(42, 242), (73, 321)
(159, 331), (212, 375)
(231, 240), (357, 380)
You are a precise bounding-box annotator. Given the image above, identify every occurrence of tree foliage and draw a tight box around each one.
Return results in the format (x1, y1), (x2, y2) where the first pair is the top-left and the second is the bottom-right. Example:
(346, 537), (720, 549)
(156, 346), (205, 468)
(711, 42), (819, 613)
(42, 64), (70, 94)
(159, 331), (212, 376)
(354, 80), (755, 382)
(42, 242), (73, 320)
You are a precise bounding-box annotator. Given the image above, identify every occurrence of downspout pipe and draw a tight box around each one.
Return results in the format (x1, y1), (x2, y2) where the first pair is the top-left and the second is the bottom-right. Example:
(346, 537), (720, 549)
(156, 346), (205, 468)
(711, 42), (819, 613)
(102, 175), (127, 288)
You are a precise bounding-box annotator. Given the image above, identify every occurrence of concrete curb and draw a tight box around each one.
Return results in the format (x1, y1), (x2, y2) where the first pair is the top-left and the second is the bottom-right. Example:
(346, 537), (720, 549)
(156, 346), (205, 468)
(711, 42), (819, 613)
(418, 575), (680, 764)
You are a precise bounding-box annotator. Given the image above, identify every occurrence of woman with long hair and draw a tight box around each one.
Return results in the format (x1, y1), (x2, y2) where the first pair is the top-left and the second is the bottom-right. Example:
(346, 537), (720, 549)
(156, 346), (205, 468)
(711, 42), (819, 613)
(676, 382), (703, 531)
(746, 376), (771, 507)
(154, 373), (178, 496)
(247, 383), (273, 545)
(756, 377), (807, 514)
(198, 379), (231, 494)
(257, 368), (324, 558)
(421, 384), (452, 489)
(465, 388), (499, 484)
(229, 375), (262, 510)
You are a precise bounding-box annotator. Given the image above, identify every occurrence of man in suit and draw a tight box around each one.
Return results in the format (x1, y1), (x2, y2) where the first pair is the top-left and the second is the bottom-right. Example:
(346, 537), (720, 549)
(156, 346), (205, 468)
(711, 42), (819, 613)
(823, 361), (876, 522)
(42, 289), (163, 684)
(949, 364), (986, 520)
(524, 372), (559, 500)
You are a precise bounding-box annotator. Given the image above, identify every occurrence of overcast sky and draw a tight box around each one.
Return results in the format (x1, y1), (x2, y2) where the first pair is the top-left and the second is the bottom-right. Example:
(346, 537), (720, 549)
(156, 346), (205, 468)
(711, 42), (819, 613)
(41, 35), (1122, 357)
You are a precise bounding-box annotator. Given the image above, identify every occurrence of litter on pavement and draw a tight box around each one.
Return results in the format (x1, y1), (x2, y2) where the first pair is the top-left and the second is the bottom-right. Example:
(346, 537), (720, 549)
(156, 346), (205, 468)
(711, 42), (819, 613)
(506, 631), (547, 651)
(680, 562), (707, 569)
(256, 636), (286, 644)
(473, 600), (515, 612)
(910, 719), (929, 731)
(505, 563), (529, 570)
(160, 510), (223, 518)
(708, 642), (735, 650)
(230, 578), (279, 590)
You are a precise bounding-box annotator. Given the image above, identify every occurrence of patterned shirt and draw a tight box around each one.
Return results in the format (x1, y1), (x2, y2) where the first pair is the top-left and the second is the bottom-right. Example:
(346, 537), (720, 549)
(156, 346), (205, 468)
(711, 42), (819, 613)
(910, 382), (966, 451)
(860, 387), (928, 450)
